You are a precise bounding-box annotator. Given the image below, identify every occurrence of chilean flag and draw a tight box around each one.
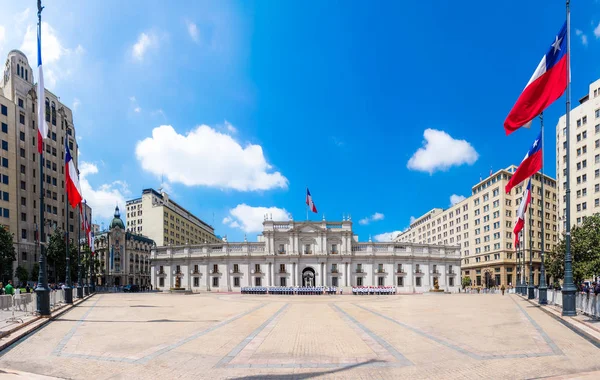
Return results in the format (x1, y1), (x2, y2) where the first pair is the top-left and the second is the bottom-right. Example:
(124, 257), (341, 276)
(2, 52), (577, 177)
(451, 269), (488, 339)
(513, 179), (531, 248)
(504, 22), (567, 135)
(36, 21), (49, 153)
(505, 130), (542, 194)
(306, 188), (317, 213)
(65, 137), (82, 208)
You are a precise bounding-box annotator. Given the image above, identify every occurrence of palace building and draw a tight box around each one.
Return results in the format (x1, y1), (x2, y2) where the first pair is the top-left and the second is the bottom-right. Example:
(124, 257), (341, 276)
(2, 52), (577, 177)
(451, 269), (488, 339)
(151, 217), (461, 293)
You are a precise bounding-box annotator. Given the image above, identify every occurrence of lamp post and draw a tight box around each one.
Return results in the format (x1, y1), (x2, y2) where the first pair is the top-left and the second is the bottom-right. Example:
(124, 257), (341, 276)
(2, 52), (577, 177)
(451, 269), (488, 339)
(528, 203), (535, 299)
(539, 113), (548, 305)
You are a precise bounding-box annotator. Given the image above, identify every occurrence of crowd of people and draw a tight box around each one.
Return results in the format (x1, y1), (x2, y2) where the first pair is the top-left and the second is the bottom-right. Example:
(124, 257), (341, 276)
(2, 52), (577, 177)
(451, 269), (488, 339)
(241, 286), (340, 295)
(351, 286), (396, 295)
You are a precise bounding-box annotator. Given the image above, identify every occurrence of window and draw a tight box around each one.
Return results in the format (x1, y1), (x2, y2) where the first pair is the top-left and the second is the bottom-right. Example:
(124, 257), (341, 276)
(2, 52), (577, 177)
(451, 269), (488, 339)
(357, 277), (363, 286)
(255, 277), (262, 286)
(2, 158), (8, 168)
(1, 123), (6, 133)
(159, 277), (165, 287)
(416, 277), (422, 286)
(234, 277), (240, 287)
(1, 105), (7, 116)
(377, 277), (384, 286)
(18, 98), (24, 108)
(280, 277), (286, 286)
(212, 264), (218, 273)
(233, 264), (239, 273)
(193, 277), (199, 287)
(19, 113), (25, 124)
(279, 263), (285, 273)
(254, 264), (261, 273)
(212, 277), (219, 287)
(19, 148), (25, 158)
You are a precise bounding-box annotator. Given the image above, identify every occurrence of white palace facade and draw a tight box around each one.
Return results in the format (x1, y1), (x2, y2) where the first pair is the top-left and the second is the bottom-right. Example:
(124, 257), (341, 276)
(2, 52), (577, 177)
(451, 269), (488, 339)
(151, 218), (461, 293)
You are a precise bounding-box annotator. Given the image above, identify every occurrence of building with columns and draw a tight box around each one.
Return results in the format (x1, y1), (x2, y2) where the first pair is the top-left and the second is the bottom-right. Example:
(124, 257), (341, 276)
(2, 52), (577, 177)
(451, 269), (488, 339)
(151, 217), (461, 293)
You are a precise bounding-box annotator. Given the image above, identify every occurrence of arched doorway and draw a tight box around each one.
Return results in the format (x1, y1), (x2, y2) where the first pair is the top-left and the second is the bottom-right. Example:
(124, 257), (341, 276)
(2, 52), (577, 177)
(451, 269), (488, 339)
(484, 271), (494, 288)
(302, 267), (315, 287)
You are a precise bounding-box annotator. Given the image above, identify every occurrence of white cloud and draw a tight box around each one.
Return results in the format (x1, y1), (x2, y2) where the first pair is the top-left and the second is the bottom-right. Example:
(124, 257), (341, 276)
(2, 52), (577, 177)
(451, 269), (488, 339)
(224, 121), (237, 134)
(130, 96), (141, 113)
(409, 216), (416, 224)
(20, 21), (85, 88)
(358, 212), (385, 225)
(134, 107), (141, 113)
(14, 8), (30, 25)
(131, 32), (157, 61)
(135, 124), (288, 191)
(594, 22), (600, 38)
(450, 194), (466, 206)
(223, 204), (291, 233)
(407, 129), (478, 174)
(374, 231), (402, 242)
(187, 21), (200, 43)
(575, 29), (588, 46)
(72, 98), (80, 112)
(79, 162), (129, 221)
(331, 136), (345, 147)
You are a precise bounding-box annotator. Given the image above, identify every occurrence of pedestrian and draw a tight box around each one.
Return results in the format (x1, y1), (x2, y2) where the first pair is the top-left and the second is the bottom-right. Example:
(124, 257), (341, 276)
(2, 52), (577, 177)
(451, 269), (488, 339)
(26, 284), (31, 293)
(4, 280), (14, 296)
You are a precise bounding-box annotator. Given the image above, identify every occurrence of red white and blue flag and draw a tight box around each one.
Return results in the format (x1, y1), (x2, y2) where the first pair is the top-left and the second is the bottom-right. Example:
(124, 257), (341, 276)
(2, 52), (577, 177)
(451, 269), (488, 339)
(36, 22), (49, 153)
(513, 179), (531, 248)
(504, 22), (567, 135)
(306, 188), (317, 213)
(65, 137), (82, 208)
(505, 130), (542, 194)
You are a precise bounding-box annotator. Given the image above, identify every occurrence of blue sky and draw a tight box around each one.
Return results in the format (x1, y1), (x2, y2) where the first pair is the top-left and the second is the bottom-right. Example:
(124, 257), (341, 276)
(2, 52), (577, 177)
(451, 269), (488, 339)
(1, 0), (599, 242)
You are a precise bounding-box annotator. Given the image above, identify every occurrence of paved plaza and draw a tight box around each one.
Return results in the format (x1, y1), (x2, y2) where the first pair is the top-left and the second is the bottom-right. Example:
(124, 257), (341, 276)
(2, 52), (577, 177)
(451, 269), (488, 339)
(0, 293), (600, 379)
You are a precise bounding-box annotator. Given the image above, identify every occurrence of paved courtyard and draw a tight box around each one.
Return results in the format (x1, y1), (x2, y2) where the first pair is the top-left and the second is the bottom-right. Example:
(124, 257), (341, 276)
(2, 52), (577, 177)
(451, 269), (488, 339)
(1, 293), (600, 379)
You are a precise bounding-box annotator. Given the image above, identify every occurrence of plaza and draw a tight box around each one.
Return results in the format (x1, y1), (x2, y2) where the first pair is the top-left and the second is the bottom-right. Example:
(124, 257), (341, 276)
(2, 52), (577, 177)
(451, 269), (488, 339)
(1, 292), (600, 379)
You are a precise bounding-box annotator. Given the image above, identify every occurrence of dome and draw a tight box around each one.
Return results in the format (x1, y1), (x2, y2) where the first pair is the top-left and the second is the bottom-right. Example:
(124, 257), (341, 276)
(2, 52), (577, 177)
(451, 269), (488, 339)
(109, 206), (125, 230)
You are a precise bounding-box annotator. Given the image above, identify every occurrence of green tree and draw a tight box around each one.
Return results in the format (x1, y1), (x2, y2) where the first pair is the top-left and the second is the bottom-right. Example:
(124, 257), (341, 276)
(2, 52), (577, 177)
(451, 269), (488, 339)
(30, 263), (39, 282)
(546, 214), (600, 288)
(15, 265), (28, 286)
(461, 276), (471, 289)
(0, 226), (16, 283)
(46, 229), (78, 284)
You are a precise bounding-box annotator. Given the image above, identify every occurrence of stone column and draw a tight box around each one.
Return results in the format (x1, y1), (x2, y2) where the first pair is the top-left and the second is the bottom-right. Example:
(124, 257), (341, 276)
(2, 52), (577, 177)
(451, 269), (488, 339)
(206, 262), (211, 291)
(345, 263), (349, 286)
(296, 261), (301, 286)
(321, 262), (325, 286)
(226, 262), (231, 291)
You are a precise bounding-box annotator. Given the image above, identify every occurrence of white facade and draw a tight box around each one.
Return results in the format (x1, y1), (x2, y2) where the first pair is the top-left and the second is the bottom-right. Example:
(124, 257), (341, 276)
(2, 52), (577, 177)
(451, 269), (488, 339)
(151, 218), (461, 293)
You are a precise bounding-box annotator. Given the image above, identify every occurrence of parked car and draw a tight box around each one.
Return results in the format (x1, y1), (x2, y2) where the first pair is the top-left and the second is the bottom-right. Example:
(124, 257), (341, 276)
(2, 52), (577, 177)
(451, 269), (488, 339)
(123, 284), (140, 293)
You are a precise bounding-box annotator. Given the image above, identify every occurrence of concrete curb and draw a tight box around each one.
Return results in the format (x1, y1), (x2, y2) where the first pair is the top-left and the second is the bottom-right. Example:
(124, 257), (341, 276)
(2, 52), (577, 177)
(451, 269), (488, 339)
(0, 294), (96, 352)
(522, 296), (600, 349)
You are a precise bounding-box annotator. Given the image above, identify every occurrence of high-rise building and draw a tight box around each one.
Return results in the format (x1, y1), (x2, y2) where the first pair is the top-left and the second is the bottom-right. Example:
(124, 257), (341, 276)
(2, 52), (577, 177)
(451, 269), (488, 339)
(0, 49), (81, 280)
(125, 188), (220, 247)
(556, 78), (600, 230)
(395, 166), (558, 287)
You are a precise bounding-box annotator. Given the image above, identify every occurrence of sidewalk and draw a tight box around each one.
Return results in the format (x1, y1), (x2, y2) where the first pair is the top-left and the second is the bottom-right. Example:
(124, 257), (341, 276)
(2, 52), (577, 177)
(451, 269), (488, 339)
(521, 295), (600, 348)
(0, 294), (96, 352)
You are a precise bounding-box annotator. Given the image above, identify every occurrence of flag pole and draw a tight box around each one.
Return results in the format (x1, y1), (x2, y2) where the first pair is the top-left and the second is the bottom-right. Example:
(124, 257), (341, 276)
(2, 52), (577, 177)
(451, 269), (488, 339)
(539, 113), (548, 304)
(527, 186), (534, 299)
(34, 0), (50, 317)
(64, 140), (73, 304)
(77, 201), (83, 298)
(562, 0), (577, 316)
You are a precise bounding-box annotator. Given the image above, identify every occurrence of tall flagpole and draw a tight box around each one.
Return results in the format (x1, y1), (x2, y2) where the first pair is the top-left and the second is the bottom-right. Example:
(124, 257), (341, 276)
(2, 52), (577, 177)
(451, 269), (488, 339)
(539, 113), (548, 304)
(562, 0), (577, 316)
(34, 0), (50, 317)
(64, 139), (72, 304)
(77, 202), (83, 298)
(528, 187), (534, 299)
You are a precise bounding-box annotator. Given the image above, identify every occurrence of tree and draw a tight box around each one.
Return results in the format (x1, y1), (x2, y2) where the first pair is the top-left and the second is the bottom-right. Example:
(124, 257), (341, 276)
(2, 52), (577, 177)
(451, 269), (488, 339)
(46, 229), (78, 284)
(15, 265), (28, 286)
(0, 226), (16, 283)
(546, 214), (600, 288)
(461, 276), (471, 289)
(30, 263), (39, 282)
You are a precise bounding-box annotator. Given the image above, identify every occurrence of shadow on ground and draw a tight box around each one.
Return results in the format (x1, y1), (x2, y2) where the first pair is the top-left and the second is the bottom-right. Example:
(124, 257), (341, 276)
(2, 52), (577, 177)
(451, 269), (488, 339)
(230, 359), (382, 379)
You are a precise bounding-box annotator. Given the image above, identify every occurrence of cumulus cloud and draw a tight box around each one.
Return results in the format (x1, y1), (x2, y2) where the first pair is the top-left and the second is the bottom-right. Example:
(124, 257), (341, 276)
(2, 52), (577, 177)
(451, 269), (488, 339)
(575, 29), (588, 46)
(135, 124), (288, 191)
(20, 21), (85, 88)
(358, 212), (385, 225)
(132, 32), (157, 61)
(450, 194), (466, 206)
(223, 204), (291, 233)
(374, 231), (402, 242)
(187, 21), (200, 43)
(594, 22), (600, 38)
(79, 162), (129, 221)
(407, 129), (478, 174)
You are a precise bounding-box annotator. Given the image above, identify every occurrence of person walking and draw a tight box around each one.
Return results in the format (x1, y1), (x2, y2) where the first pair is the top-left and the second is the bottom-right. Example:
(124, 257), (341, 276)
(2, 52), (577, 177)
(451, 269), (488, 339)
(4, 280), (14, 296)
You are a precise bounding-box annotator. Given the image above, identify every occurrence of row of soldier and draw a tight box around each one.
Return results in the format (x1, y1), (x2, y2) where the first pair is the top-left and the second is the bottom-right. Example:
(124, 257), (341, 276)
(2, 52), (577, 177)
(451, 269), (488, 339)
(240, 286), (339, 295)
(351, 286), (397, 295)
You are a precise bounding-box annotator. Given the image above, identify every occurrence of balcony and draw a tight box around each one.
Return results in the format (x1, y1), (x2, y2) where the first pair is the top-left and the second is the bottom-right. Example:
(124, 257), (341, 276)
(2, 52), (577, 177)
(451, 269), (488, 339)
(278, 250), (286, 255)
(395, 268), (406, 274)
(330, 251), (338, 255)
(232, 269), (241, 274)
(376, 269), (386, 274)
(330, 268), (339, 274)
(192, 269), (200, 275)
(354, 268), (364, 273)
(448, 270), (457, 276)
(431, 270), (440, 275)
(209, 269), (220, 274)
(303, 251), (313, 255)
(279, 269), (287, 274)
(414, 269), (423, 274)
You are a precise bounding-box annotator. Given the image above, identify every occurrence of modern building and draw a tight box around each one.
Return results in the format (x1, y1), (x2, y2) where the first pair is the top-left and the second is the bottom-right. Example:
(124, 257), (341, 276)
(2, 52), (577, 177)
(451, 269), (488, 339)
(151, 217), (461, 293)
(125, 188), (220, 247)
(396, 166), (559, 288)
(93, 206), (154, 287)
(556, 78), (600, 230)
(0, 49), (80, 279)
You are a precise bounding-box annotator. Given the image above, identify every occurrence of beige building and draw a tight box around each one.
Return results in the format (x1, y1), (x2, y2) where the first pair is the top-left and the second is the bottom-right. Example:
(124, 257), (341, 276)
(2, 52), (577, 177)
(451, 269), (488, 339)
(556, 78), (600, 230)
(396, 166), (559, 287)
(0, 49), (81, 280)
(125, 188), (220, 247)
